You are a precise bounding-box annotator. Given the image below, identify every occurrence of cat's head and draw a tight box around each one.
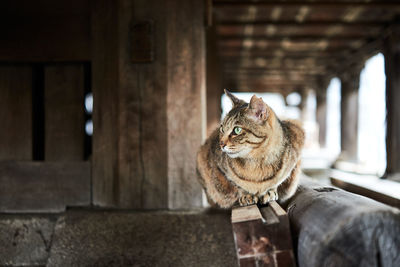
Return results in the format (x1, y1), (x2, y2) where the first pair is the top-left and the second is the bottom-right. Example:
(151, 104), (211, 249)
(219, 90), (276, 159)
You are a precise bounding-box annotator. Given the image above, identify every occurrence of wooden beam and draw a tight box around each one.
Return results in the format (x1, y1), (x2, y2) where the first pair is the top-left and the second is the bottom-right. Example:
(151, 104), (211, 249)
(219, 36), (375, 42)
(286, 177), (400, 267)
(0, 161), (90, 212)
(231, 203), (296, 266)
(0, 65), (32, 160)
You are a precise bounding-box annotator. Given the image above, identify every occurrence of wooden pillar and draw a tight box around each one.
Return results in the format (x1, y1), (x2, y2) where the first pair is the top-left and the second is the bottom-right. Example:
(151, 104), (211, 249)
(206, 21), (223, 136)
(44, 65), (85, 161)
(339, 68), (361, 161)
(0, 66), (32, 160)
(384, 29), (400, 175)
(92, 0), (205, 209)
(316, 77), (330, 148)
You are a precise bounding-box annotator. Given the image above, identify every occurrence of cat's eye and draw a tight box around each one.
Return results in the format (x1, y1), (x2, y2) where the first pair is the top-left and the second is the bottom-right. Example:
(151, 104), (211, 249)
(233, 127), (242, 135)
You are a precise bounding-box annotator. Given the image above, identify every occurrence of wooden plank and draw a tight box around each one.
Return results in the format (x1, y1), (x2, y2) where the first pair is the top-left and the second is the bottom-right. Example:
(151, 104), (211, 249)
(0, 65), (32, 160)
(44, 65), (85, 161)
(0, 0), (90, 62)
(0, 161), (90, 212)
(165, 0), (205, 209)
(286, 177), (400, 267)
(231, 204), (296, 267)
(330, 170), (400, 209)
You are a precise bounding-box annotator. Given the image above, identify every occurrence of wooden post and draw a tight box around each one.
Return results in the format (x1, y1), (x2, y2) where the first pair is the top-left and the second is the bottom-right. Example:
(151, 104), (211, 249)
(231, 203), (296, 267)
(339, 68), (361, 161)
(316, 77), (330, 148)
(44, 65), (85, 161)
(384, 28), (400, 176)
(0, 66), (32, 160)
(91, 0), (205, 209)
(206, 21), (224, 136)
(286, 177), (400, 267)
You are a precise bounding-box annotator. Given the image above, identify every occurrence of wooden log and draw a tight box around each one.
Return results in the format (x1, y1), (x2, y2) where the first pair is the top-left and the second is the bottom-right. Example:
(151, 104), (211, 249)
(44, 65), (85, 161)
(0, 65), (32, 160)
(316, 77), (330, 148)
(286, 177), (400, 267)
(384, 29), (400, 175)
(0, 161), (90, 212)
(231, 203), (296, 267)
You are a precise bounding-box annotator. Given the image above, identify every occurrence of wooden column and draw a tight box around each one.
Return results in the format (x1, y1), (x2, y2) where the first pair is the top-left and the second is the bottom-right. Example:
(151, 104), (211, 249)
(206, 22), (223, 136)
(339, 68), (361, 161)
(316, 77), (330, 148)
(92, 0), (205, 209)
(384, 29), (400, 176)
(0, 66), (32, 160)
(44, 65), (85, 161)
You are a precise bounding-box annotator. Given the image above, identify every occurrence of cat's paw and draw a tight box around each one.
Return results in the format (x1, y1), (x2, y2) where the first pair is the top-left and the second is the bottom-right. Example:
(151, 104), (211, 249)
(261, 189), (279, 204)
(239, 194), (259, 206)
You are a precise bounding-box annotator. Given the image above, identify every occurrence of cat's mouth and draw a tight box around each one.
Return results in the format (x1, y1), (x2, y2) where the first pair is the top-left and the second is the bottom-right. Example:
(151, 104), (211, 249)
(222, 147), (251, 158)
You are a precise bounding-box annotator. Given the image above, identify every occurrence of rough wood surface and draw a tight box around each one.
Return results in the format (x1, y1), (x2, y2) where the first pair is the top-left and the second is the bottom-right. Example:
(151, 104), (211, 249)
(0, 161), (90, 212)
(232, 204), (296, 267)
(166, 0), (205, 209)
(91, 0), (121, 208)
(0, 0), (90, 62)
(0, 65), (32, 160)
(44, 65), (85, 161)
(286, 177), (400, 267)
(384, 30), (400, 175)
(92, 0), (204, 209)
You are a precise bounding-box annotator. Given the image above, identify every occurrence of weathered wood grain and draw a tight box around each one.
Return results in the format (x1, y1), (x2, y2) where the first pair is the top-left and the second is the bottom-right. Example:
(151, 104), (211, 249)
(44, 65), (85, 161)
(231, 204), (296, 267)
(92, 0), (204, 209)
(286, 177), (400, 267)
(166, 0), (205, 209)
(0, 161), (90, 212)
(0, 65), (32, 160)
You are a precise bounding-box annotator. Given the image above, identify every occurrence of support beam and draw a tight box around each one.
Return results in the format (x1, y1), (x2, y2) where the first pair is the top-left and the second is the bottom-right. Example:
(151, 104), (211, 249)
(206, 22), (223, 136)
(92, 0), (204, 209)
(384, 28), (400, 176)
(339, 67), (362, 161)
(316, 77), (331, 148)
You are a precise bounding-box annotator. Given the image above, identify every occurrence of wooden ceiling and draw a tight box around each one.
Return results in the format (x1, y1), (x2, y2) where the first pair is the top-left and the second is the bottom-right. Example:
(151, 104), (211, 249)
(213, 0), (400, 95)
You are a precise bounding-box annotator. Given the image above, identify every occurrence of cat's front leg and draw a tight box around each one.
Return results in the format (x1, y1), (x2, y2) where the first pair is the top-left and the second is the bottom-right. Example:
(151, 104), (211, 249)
(238, 194), (259, 206)
(260, 188), (279, 204)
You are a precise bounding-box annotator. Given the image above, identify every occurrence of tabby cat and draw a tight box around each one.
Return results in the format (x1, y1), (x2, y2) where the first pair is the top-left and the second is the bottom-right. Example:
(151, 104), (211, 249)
(196, 90), (304, 208)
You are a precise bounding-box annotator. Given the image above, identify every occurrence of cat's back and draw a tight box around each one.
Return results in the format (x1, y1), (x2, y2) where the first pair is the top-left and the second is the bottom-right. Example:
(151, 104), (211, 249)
(281, 119), (305, 151)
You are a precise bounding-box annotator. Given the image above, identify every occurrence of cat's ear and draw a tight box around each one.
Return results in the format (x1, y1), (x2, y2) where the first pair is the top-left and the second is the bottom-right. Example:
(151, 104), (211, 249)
(224, 89), (241, 107)
(248, 95), (268, 122)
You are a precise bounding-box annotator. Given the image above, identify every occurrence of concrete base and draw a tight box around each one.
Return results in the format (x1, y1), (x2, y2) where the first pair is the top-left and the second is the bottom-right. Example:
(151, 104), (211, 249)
(0, 209), (237, 266)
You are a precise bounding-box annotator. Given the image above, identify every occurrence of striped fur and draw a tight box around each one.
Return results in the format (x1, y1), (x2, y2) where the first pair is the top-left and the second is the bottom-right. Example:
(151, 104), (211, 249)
(196, 92), (304, 208)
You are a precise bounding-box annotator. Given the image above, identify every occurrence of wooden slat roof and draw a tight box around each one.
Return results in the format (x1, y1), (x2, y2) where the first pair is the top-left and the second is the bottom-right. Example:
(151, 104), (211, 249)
(213, 0), (400, 95)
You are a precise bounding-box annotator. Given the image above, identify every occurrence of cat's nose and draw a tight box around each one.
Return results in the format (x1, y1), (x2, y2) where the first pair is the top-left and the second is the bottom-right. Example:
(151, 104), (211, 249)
(220, 140), (226, 148)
